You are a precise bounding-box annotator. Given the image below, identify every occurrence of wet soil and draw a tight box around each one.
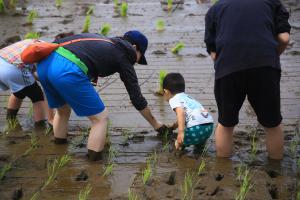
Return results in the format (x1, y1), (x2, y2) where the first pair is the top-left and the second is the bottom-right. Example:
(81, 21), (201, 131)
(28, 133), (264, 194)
(0, 0), (300, 199)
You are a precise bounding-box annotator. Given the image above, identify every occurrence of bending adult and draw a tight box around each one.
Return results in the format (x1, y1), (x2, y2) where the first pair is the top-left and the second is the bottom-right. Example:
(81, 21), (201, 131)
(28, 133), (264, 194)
(37, 31), (167, 161)
(0, 39), (53, 127)
(204, 0), (291, 159)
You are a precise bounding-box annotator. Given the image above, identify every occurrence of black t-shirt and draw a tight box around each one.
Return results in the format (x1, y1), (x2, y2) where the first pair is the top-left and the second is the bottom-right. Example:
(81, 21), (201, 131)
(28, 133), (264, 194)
(54, 33), (147, 110)
(204, 0), (291, 79)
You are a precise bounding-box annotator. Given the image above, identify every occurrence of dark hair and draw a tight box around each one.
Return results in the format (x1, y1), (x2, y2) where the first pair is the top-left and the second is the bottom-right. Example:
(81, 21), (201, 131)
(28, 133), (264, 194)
(163, 73), (185, 94)
(54, 32), (75, 40)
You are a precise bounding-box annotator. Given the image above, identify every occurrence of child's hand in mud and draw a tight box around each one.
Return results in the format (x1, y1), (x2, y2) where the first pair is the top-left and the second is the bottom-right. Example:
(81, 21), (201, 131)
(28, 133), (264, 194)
(175, 132), (184, 149)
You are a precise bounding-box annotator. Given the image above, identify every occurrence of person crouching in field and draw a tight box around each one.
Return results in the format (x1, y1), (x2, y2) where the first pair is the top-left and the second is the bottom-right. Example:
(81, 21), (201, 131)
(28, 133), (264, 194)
(163, 73), (214, 150)
(0, 39), (54, 127)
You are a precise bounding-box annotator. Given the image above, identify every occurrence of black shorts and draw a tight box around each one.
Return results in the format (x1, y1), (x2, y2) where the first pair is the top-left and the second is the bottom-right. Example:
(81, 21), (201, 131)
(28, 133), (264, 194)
(214, 67), (282, 128)
(13, 82), (44, 103)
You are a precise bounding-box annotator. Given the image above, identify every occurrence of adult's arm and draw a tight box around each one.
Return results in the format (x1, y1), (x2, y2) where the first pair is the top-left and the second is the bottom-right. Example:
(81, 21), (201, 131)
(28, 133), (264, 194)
(119, 60), (162, 129)
(204, 6), (217, 57)
(274, 0), (291, 55)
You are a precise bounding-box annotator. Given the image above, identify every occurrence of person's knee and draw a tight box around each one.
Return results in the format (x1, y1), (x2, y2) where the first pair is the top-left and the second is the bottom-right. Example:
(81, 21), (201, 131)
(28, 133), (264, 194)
(56, 104), (71, 117)
(88, 109), (109, 124)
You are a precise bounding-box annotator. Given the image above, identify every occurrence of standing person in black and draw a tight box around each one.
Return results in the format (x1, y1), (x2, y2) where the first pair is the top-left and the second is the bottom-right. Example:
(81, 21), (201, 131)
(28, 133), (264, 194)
(37, 30), (168, 161)
(204, 0), (291, 160)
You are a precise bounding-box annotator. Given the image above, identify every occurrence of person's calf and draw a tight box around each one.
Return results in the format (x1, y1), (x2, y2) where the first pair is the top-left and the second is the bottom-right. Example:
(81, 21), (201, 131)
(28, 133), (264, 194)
(265, 125), (284, 160)
(6, 108), (18, 120)
(215, 123), (234, 157)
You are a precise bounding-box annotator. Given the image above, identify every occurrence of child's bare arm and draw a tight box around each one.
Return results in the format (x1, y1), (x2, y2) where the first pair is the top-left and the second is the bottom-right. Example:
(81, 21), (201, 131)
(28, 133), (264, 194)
(277, 32), (290, 55)
(174, 107), (185, 149)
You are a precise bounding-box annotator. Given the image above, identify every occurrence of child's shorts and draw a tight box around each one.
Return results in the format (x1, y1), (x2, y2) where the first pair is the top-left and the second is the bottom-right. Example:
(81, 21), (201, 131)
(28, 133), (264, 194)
(183, 123), (214, 146)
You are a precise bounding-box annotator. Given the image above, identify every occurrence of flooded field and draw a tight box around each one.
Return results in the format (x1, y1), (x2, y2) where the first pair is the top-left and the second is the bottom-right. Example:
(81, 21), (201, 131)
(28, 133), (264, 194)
(0, 0), (299, 199)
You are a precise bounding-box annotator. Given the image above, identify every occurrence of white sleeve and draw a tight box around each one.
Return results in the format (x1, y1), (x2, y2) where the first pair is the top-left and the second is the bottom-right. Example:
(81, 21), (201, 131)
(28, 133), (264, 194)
(169, 96), (182, 110)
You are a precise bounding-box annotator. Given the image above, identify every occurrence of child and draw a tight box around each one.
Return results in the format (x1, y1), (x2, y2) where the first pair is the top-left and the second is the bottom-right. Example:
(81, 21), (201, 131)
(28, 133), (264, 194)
(163, 73), (214, 150)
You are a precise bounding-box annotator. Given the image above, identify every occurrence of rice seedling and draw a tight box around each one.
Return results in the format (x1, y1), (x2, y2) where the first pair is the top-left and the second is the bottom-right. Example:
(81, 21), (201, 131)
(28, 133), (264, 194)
(162, 142), (169, 152)
(55, 0), (63, 8)
(28, 102), (33, 118)
(181, 170), (197, 200)
(128, 188), (138, 200)
(25, 32), (40, 39)
(82, 15), (91, 33)
(167, 0), (172, 12)
(113, 0), (119, 10)
(78, 184), (92, 200)
(22, 134), (39, 157)
(103, 163), (114, 176)
(45, 126), (53, 136)
(5, 117), (18, 133)
(42, 155), (72, 189)
(30, 191), (40, 200)
(142, 160), (152, 185)
(27, 10), (38, 25)
(9, 0), (17, 10)
(236, 163), (245, 182)
(108, 145), (119, 163)
(0, 163), (12, 180)
(99, 23), (111, 36)
(147, 151), (158, 166)
(0, 0), (5, 13)
(171, 42), (185, 54)
(155, 19), (165, 32)
(158, 70), (167, 95)
(120, 2), (128, 17)
(290, 140), (298, 158)
(86, 5), (95, 15)
(197, 160), (206, 175)
(250, 133), (257, 162)
(235, 168), (253, 200)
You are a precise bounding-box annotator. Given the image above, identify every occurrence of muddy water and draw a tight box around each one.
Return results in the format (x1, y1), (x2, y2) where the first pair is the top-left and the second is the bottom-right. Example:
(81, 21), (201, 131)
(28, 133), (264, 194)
(0, 0), (300, 199)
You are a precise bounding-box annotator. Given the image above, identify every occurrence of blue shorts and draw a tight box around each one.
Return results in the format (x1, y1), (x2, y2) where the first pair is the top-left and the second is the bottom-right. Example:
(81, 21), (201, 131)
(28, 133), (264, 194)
(37, 52), (105, 116)
(183, 123), (214, 146)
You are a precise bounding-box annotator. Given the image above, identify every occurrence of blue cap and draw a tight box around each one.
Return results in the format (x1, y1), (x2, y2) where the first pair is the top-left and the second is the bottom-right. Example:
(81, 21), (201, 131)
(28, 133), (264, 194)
(124, 30), (148, 65)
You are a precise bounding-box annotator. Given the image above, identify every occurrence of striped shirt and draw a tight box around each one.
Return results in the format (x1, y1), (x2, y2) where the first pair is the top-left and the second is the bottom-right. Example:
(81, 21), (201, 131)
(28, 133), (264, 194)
(0, 39), (38, 68)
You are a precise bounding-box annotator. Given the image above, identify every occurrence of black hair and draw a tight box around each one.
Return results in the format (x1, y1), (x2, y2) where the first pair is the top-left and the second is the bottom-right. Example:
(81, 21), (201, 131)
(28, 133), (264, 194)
(54, 31), (75, 40)
(163, 73), (185, 94)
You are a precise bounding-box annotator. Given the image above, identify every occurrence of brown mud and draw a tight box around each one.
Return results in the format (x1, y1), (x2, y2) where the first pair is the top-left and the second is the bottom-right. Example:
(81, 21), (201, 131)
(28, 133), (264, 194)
(0, 0), (300, 199)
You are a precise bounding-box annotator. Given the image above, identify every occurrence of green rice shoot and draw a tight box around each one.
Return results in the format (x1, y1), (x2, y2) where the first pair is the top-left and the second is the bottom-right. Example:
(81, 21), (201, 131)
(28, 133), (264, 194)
(82, 15), (91, 33)
(9, 0), (16, 9)
(100, 23), (111, 36)
(0, 163), (12, 180)
(78, 184), (92, 200)
(197, 160), (206, 175)
(250, 133), (257, 162)
(55, 0), (63, 8)
(6, 117), (18, 132)
(159, 70), (167, 94)
(25, 32), (40, 39)
(113, 0), (119, 9)
(86, 5), (95, 15)
(142, 160), (152, 185)
(156, 19), (165, 32)
(27, 10), (38, 24)
(167, 0), (172, 12)
(128, 189), (138, 200)
(103, 163), (114, 176)
(120, 2), (128, 17)
(23, 134), (39, 157)
(235, 168), (252, 200)
(0, 0), (5, 13)
(171, 42), (185, 54)
(181, 170), (197, 200)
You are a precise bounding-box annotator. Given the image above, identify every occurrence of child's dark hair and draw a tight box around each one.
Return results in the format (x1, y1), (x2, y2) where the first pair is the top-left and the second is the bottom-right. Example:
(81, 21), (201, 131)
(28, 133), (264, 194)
(163, 73), (185, 94)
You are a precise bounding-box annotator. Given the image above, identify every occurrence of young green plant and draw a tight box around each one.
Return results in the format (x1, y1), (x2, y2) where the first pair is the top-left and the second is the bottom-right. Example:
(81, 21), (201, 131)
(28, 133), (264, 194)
(158, 70), (167, 95)
(27, 10), (38, 24)
(25, 32), (40, 39)
(86, 5), (95, 15)
(113, 0), (119, 10)
(156, 19), (165, 32)
(181, 170), (198, 200)
(128, 188), (138, 200)
(142, 160), (152, 185)
(103, 163), (114, 176)
(250, 132), (257, 162)
(5, 117), (18, 133)
(55, 0), (63, 8)
(78, 184), (92, 200)
(171, 42), (185, 54)
(82, 15), (91, 33)
(99, 23), (111, 36)
(235, 168), (253, 200)
(9, 0), (16, 9)
(0, 163), (12, 180)
(23, 134), (39, 157)
(167, 0), (172, 12)
(120, 1), (128, 17)
(0, 0), (5, 13)
(197, 160), (206, 175)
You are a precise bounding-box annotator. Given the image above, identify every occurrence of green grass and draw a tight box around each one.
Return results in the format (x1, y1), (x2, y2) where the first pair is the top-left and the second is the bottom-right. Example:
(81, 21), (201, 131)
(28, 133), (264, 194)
(25, 32), (40, 39)
(82, 15), (91, 33)
(142, 160), (152, 185)
(0, 0), (5, 13)
(78, 184), (92, 200)
(167, 0), (172, 12)
(0, 163), (12, 180)
(99, 23), (111, 36)
(158, 70), (167, 94)
(197, 160), (206, 175)
(156, 19), (165, 32)
(86, 5), (94, 15)
(128, 189), (138, 200)
(235, 168), (252, 200)
(171, 42), (185, 54)
(120, 2), (128, 17)
(181, 170), (197, 200)
(27, 10), (38, 24)
(55, 0), (63, 8)
(103, 163), (114, 176)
